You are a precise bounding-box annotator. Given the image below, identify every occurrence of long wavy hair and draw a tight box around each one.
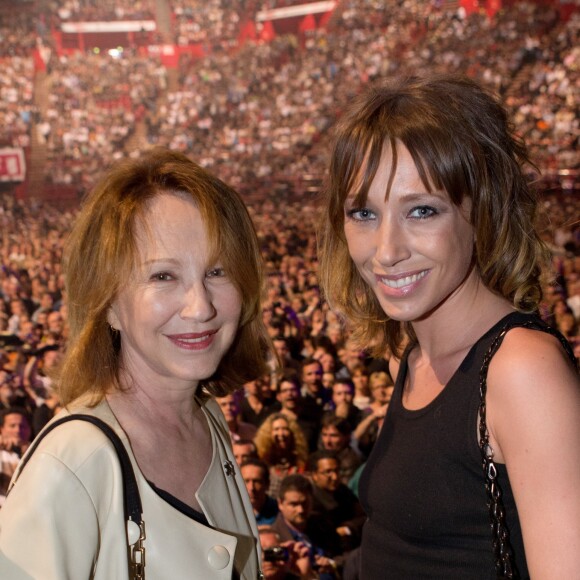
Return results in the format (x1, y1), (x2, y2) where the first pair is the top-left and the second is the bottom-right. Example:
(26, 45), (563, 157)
(254, 413), (308, 469)
(318, 74), (549, 356)
(59, 148), (271, 405)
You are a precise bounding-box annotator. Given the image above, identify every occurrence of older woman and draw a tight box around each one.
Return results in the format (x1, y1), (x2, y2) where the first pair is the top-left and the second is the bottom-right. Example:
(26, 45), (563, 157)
(0, 149), (270, 579)
(318, 75), (579, 578)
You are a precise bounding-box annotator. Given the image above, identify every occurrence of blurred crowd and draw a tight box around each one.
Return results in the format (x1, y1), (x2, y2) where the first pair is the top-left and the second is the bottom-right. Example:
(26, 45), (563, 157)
(0, 0), (577, 195)
(42, 51), (168, 189)
(0, 0), (578, 576)
(47, 0), (155, 22)
(0, 55), (35, 149)
(0, 185), (578, 576)
(172, 0), (250, 48)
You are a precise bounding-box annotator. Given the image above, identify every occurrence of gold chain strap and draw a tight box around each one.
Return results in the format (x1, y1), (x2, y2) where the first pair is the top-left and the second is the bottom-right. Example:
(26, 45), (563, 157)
(130, 521), (146, 580)
(479, 324), (517, 579)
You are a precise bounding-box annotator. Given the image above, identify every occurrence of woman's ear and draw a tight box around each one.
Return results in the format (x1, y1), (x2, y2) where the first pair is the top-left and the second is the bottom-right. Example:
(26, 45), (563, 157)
(107, 305), (120, 331)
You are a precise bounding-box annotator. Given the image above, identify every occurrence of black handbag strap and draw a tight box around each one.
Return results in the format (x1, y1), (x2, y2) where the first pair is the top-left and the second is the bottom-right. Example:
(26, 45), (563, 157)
(9, 413), (147, 579)
(13, 414), (142, 526)
(478, 319), (577, 579)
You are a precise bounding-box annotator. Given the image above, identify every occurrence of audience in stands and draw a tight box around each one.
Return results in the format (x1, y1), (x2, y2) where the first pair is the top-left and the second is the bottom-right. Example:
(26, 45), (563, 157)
(4, 0), (574, 197)
(0, 2), (578, 573)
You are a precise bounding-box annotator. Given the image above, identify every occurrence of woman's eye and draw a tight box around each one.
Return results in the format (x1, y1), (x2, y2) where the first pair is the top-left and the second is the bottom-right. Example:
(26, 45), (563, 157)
(207, 267), (226, 278)
(346, 207), (376, 221)
(151, 272), (173, 282)
(408, 206), (437, 219)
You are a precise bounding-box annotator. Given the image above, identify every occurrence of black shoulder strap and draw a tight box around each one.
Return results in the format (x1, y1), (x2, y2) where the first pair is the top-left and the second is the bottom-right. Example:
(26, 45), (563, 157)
(484, 318), (577, 376)
(13, 414), (142, 526)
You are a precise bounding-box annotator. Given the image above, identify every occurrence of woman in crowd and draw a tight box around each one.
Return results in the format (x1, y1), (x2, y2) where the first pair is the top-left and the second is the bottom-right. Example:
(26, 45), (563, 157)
(352, 371), (394, 459)
(318, 74), (579, 578)
(350, 363), (371, 410)
(254, 412), (308, 499)
(0, 148), (270, 579)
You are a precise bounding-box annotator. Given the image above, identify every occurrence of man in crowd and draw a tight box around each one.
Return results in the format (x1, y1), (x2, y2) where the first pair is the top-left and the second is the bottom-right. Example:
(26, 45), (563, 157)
(216, 392), (257, 444)
(307, 450), (366, 555)
(0, 407), (32, 505)
(319, 415), (363, 484)
(300, 358), (328, 409)
(232, 438), (258, 466)
(241, 457), (279, 525)
(272, 474), (338, 578)
(259, 526), (318, 580)
(273, 335), (302, 374)
(240, 374), (276, 428)
(326, 379), (362, 432)
(276, 373), (321, 451)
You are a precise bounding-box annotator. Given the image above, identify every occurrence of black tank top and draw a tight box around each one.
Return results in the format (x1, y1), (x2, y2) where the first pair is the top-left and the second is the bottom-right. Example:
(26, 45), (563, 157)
(358, 312), (542, 579)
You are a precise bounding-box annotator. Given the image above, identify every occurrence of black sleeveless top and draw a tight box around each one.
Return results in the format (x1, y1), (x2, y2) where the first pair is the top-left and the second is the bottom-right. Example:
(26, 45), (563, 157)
(358, 312), (542, 579)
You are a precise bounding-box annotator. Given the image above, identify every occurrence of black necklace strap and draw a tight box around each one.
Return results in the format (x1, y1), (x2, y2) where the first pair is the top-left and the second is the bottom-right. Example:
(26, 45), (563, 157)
(478, 319), (577, 579)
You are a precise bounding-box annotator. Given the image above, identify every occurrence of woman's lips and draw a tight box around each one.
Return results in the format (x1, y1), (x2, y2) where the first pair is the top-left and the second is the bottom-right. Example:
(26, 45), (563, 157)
(166, 330), (217, 350)
(376, 269), (430, 296)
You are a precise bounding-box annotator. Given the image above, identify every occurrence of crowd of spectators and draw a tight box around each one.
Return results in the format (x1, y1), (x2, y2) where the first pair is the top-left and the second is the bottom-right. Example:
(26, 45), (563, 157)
(172, 0), (252, 48)
(170, 0), (327, 48)
(0, 10), (39, 57)
(1, 0), (577, 195)
(43, 50), (168, 188)
(0, 0), (578, 575)
(0, 56), (35, 149)
(0, 183), (578, 574)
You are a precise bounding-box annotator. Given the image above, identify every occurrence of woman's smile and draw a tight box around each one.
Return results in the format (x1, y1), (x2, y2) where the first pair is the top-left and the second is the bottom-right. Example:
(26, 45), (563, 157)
(376, 269), (431, 295)
(166, 330), (218, 350)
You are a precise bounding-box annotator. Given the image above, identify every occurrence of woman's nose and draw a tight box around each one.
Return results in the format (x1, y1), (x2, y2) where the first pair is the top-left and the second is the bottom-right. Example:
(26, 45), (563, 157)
(180, 284), (216, 321)
(374, 218), (410, 268)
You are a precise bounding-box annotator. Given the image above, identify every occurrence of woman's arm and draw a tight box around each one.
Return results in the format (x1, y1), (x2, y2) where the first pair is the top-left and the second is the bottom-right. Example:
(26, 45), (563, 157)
(352, 405), (387, 442)
(488, 328), (580, 578)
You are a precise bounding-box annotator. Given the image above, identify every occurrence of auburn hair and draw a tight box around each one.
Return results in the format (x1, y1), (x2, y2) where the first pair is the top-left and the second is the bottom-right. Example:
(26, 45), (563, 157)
(60, 148), (270, 405)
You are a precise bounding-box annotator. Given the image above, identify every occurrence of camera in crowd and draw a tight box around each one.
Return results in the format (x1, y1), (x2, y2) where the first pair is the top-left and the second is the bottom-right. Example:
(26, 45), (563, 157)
(263, 546), (289, 563)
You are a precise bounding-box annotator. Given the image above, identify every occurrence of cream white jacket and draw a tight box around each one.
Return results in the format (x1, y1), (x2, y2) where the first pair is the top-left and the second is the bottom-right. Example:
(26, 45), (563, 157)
(0, 395), (263, 579)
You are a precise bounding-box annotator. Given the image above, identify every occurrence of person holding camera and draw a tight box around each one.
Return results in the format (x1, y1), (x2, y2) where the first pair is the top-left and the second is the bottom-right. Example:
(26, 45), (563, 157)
(272, 474), (338, 579)
(259, 527), (318, 580)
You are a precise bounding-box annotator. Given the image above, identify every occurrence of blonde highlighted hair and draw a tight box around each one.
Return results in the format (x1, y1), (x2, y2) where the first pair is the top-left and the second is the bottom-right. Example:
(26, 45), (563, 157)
(318, 74), (549, 356)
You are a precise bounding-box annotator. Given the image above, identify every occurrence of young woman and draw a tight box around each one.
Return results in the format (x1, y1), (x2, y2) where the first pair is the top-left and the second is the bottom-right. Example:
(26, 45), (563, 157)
(318, 74), (579, 578)
(0, 149), (270, 579)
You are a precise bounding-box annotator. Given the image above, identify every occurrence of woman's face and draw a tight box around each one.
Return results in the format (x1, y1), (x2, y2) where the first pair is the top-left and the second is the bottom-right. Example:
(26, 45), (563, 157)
(108, 193), (242, 391)
(352, 371), (369, 393)
(271, 418), (291, 449)
(371, 383), (394, 405)
(344, 143), (476, 324)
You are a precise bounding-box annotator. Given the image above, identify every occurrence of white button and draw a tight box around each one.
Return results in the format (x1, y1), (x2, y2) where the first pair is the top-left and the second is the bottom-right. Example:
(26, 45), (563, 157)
(126, 521), (140, 545)
(207, 545), (230, 569)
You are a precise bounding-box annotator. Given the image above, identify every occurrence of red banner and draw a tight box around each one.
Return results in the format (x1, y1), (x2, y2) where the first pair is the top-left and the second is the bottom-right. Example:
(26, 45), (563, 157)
(486, 0), (502, 18)
(0, 149), (26, 182)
